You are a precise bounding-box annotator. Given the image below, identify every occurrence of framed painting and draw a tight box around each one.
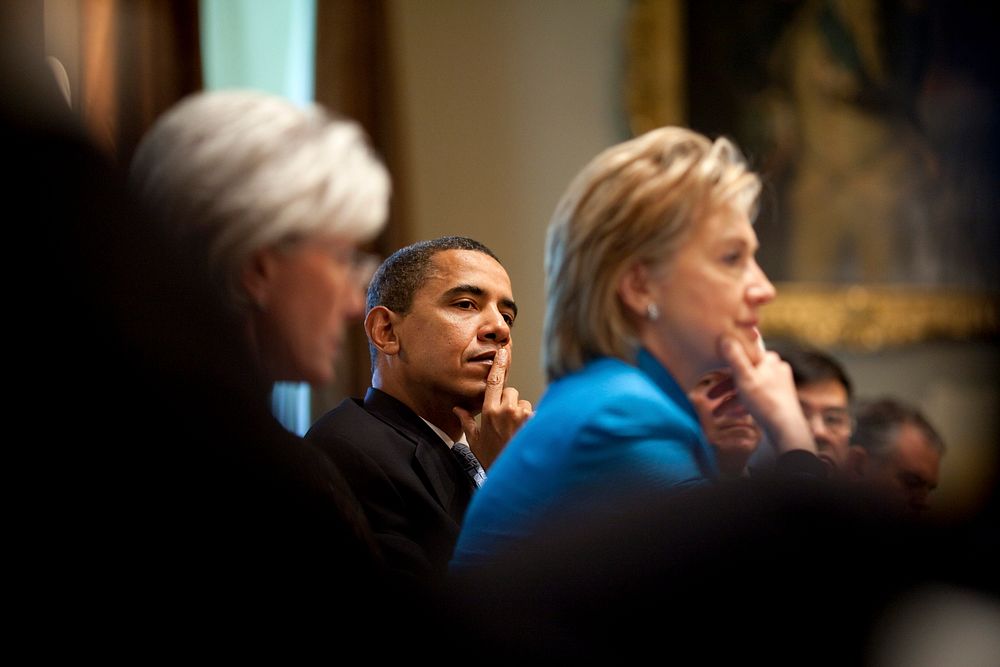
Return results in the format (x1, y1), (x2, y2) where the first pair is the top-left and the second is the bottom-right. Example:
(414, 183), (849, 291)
(626, 0), (999, 350)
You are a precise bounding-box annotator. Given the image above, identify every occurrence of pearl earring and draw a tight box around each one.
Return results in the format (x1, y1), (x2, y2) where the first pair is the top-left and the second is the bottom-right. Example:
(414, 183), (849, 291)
(646, 303), (659, 321)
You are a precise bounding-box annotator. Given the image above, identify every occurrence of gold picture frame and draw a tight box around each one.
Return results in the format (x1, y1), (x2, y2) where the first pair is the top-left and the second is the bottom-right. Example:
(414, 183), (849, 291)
(760, 282), (998, 350)
(625, 0), (999, 351)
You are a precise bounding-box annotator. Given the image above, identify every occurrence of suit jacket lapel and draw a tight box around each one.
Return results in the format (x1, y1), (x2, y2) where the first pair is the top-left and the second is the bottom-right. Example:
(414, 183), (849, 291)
(363, 388), (467, 512)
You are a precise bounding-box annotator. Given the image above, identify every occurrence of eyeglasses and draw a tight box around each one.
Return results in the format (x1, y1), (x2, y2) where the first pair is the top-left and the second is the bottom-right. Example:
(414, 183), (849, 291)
(800, 404), (853, 434)
(295, 235), (382, 291)
(348, 250), (382, 291)
(327, 245), (381, 290)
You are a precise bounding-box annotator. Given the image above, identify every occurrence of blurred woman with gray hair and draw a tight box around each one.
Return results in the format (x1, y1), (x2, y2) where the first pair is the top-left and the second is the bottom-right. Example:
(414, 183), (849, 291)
(131, 88), (389, 387)
(126, 90), (405, 627)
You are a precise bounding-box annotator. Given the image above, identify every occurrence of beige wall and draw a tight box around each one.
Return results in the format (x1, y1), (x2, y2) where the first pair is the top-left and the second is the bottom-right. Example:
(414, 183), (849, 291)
(387, 0), (631, 405)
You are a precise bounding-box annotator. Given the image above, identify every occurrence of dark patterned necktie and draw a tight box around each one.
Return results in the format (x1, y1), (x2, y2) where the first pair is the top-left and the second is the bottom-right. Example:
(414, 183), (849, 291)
(452, 443), (486, 488)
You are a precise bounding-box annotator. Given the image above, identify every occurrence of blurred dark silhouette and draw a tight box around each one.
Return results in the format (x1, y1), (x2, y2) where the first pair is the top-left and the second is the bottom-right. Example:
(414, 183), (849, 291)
(4, 6), (425, 645)
(447, 474), (998, 665)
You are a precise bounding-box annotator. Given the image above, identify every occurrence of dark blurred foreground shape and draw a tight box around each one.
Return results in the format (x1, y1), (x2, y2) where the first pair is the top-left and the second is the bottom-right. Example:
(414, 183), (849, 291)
(447, 474), (998, 665)
(4, 5), (429, 646)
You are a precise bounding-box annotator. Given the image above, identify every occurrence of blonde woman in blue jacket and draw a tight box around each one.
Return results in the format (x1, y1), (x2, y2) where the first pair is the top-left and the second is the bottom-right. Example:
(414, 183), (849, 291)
(452, 127), (821, 570)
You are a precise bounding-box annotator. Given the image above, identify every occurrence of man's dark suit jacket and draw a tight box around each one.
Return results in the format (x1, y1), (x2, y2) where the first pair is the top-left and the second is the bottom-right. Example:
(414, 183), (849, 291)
(306, 388), (476, 581)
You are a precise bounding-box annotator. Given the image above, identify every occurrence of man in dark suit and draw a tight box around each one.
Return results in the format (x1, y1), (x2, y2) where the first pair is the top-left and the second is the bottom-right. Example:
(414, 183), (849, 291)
(306, 236), (533, 583)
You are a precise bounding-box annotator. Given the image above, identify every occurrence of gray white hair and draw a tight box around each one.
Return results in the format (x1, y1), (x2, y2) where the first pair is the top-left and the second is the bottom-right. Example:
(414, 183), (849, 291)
(129, 88), (390, 310)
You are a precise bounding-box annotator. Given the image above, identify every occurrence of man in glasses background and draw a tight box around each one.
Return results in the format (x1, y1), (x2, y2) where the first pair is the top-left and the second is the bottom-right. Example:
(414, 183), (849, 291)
(849, 397), (945, 514)
(775, 342), (856, 475)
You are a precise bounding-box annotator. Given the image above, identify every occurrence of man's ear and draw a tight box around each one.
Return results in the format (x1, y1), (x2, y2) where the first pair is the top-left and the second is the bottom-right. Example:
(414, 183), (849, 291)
(846, 445), (868, 480)
(365, 306), (400, 356)
(617, 260), (654, 320)
(240, 246), (280, 310)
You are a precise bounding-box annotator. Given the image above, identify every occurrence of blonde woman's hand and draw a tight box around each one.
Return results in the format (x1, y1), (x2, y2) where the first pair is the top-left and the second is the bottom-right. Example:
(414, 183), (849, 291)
(719, 334), (815, 455)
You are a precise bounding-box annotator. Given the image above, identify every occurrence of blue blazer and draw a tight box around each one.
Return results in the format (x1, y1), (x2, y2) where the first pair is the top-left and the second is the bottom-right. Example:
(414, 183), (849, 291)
(451, 349), (717, 570)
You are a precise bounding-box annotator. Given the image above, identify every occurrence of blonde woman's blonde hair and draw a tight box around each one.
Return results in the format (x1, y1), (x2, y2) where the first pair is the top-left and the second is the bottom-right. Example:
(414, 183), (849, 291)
(129, 89), (390, 312)
(543, 126), (760, 381)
